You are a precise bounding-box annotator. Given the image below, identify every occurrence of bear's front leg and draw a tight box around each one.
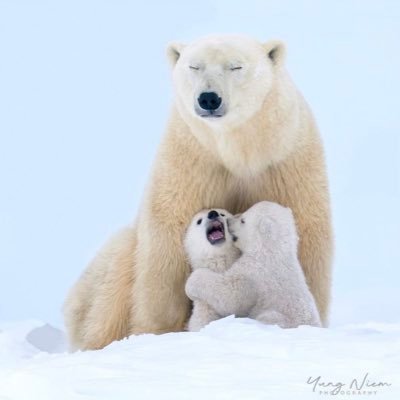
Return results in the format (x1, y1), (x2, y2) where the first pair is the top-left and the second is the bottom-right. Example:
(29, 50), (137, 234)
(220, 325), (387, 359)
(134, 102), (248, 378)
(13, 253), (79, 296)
(127, 125), (232, 335)
(264, 137), (334, 326)
(130, 222), (191, 334)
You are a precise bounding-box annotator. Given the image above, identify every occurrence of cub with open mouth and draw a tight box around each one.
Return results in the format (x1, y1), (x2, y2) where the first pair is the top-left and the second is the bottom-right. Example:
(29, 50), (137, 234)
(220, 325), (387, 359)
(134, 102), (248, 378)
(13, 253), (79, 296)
(184, 208), (241, 331)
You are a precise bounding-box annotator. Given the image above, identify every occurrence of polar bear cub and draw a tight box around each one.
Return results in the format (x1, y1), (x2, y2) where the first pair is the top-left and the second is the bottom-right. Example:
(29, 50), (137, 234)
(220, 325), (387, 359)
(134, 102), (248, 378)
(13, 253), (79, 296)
(184, 208), (241, 331)
(185, 201), (321, 328)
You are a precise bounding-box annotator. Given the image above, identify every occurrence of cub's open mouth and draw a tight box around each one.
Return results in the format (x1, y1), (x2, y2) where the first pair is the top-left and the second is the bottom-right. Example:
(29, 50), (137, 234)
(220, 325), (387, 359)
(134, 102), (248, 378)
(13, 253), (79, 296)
(206, 220), (225, 245)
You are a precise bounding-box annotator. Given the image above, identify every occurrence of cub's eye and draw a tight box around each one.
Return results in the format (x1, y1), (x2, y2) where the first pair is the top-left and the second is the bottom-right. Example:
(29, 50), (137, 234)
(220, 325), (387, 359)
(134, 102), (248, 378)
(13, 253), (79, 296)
(189, 66), (200, 70)
(220, 213), (225, 217)
(241, 219), (245, 224)
(230, 66), (242, 71)
(197, 218), (202, 225)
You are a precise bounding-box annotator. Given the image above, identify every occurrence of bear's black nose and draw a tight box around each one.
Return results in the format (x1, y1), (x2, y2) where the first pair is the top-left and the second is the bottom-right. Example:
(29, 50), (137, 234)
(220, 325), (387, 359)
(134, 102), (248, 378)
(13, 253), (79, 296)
(198, 92), (222, 111)
(208, 210), (219, 220)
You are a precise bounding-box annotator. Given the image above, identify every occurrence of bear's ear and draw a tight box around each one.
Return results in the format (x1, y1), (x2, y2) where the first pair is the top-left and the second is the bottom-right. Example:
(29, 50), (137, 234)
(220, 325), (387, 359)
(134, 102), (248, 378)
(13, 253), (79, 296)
(166, 42), (186, 67)
(263, 40), (286, 67)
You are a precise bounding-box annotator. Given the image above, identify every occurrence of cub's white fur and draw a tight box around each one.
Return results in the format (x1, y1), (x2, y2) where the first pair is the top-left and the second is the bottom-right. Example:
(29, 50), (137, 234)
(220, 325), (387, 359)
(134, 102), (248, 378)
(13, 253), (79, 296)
(185, 201), (321, 328)
(184, 209), (240, 331)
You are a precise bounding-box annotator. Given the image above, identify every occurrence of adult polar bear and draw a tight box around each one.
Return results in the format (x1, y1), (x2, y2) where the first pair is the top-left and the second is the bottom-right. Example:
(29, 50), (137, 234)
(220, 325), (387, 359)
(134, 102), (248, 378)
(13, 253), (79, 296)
(64, 35), (333, 350)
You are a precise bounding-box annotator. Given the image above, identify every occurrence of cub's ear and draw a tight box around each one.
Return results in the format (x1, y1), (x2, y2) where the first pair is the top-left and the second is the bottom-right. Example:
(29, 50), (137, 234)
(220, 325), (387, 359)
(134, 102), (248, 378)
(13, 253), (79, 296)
(257, 219), (270, 235)
(263, 40), (286, 67)
(285, 206), (294, 217)
(166, 42), (186, 67)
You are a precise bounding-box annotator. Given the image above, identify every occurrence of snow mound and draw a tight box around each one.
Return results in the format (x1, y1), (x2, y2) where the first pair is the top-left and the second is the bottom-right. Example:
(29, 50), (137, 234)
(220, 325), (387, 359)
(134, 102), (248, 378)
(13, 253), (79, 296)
(26, 324), (67, 354)
(0, 317), (399, 399)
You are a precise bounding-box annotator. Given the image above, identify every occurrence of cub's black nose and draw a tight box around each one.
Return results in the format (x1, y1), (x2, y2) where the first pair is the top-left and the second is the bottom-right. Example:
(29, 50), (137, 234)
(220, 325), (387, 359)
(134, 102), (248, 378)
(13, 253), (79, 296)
(198, 92), (222, 111)
(207, 210), (219, 220)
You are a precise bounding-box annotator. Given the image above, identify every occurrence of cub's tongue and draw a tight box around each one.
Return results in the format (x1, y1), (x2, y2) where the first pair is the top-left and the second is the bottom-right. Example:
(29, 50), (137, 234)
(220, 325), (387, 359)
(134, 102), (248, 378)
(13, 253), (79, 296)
(209, 230), (224, 241)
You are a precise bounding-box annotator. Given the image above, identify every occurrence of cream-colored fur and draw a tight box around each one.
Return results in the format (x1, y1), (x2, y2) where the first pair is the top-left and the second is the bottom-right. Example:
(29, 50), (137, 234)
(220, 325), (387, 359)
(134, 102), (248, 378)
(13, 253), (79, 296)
(63, 227), (136, 350)
(185, 201), (322, 328)
(184, 209), (241, 331)
(64, 35), (333, 350)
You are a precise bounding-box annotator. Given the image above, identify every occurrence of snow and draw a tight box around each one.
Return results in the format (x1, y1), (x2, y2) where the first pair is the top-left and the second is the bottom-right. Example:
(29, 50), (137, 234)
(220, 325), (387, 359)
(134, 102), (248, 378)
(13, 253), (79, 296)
(1, 317), (399, 400)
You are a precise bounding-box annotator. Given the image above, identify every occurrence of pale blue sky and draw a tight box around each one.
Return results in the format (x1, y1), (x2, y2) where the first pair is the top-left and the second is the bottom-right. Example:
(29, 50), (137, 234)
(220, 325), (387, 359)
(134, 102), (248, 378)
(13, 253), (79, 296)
(1, 0), (399, 327)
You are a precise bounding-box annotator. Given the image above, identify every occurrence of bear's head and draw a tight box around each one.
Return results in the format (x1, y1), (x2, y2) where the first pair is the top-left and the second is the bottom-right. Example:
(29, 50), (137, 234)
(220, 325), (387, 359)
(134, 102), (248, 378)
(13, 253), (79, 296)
(184, 208), (240, 272)
(227, 201), (298, 255)
(167, 35), (286, 132)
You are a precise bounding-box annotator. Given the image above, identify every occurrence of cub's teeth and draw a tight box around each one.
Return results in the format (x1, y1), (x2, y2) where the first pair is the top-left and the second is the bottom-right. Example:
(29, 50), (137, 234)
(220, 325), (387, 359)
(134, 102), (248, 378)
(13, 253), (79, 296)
(210, 230), (224, 241)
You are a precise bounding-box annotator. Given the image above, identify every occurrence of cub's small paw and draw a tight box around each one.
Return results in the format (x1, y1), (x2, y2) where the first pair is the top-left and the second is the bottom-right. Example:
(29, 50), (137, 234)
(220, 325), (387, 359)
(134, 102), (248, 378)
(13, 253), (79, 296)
(185, 269), (209, 301)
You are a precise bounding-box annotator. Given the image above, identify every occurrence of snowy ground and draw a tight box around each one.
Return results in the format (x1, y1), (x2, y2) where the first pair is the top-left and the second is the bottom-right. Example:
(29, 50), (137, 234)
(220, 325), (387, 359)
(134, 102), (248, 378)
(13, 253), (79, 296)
(0, 317), (399, 400)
